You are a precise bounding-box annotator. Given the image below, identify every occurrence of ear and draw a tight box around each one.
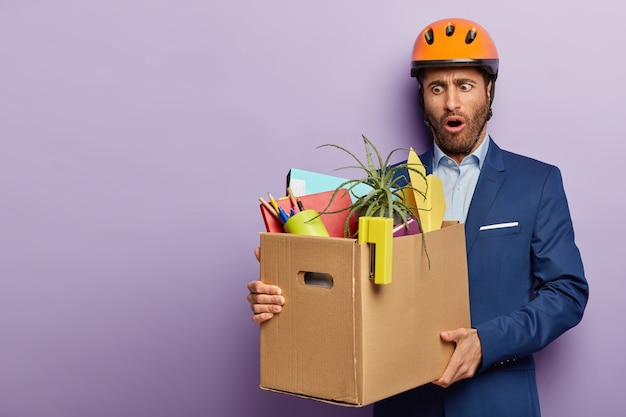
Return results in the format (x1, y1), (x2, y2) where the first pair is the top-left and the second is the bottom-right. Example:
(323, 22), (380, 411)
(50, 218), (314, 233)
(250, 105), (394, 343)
(486, 77), (496, 106)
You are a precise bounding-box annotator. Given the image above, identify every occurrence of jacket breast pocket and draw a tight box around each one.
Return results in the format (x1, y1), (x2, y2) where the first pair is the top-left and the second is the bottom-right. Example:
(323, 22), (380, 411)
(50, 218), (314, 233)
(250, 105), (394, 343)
(477, 221), (521, 238)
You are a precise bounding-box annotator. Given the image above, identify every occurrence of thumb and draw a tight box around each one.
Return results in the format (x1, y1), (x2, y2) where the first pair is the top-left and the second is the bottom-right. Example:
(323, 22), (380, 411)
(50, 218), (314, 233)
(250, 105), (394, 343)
(440, 330), (457, 342)
(254, 247), (261, 262)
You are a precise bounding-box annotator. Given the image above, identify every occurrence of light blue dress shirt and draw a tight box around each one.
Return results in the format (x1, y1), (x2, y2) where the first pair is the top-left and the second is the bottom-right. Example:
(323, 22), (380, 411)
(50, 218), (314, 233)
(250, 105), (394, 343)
(432, 135), (490, 224)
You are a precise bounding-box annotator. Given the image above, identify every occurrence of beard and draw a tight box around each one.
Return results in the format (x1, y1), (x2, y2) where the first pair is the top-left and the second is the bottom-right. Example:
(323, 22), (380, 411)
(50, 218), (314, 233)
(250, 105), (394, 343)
(424, 100), (491, 156)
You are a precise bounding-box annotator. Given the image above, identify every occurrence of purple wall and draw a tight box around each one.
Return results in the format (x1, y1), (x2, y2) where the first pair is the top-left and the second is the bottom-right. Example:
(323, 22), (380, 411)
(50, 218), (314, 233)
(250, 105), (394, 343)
(0, 1), (620, 416)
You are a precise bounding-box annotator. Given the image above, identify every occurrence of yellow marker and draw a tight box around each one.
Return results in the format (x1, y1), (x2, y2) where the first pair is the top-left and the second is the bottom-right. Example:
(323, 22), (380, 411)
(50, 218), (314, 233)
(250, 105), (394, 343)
(358, 216), (393, 285)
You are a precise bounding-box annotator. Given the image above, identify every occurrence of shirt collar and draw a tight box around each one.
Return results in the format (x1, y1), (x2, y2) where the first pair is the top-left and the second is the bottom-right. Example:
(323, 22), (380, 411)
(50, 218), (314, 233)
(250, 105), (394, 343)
(433, 133), (491, 169)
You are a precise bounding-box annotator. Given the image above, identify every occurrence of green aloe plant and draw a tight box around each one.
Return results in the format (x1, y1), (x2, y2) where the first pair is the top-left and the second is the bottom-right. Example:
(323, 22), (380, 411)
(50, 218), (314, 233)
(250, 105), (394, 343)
(318, 134), (428, 239)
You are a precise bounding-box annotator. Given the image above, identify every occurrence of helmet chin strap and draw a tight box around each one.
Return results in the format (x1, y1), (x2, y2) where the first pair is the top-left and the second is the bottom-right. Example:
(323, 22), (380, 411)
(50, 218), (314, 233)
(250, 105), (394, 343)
(463, 109), (491, 154)
(463, 134), (482, 155)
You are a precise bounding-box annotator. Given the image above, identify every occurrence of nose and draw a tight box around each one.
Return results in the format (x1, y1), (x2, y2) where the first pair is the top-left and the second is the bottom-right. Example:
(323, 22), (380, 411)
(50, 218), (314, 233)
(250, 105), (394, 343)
(445, 89), (460, 111)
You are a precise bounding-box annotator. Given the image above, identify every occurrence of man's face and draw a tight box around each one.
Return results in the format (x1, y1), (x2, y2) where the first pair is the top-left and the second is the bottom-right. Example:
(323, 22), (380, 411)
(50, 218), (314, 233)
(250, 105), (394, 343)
(421, 67), (492, 161)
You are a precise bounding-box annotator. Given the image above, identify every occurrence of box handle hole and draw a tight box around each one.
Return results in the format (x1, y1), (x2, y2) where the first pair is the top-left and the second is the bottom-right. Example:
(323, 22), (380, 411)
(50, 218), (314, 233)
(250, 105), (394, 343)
(302, 272), (334, 288)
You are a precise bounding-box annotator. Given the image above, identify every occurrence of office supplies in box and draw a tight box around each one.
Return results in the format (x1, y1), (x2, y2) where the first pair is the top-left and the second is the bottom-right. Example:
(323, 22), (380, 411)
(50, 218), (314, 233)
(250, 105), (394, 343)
(259, 188), (357, 238)
(258, 222), (470, 406)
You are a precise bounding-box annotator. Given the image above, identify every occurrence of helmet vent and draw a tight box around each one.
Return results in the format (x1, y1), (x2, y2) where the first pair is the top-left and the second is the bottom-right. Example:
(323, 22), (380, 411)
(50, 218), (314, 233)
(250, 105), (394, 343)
(424, 28), (434, 45)
(445, 23), (455, 36)
(465, 28), (477, 44)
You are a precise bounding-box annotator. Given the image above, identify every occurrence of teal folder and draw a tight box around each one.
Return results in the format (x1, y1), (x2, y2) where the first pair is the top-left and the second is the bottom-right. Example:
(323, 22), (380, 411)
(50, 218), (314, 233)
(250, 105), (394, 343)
(286, 168), (372, 202)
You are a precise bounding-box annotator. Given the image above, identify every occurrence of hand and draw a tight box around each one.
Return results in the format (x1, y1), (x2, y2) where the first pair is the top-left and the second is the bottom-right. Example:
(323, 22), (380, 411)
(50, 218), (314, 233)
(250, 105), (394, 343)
(432, 327), (482, 388)
(247, 247), (284, 324)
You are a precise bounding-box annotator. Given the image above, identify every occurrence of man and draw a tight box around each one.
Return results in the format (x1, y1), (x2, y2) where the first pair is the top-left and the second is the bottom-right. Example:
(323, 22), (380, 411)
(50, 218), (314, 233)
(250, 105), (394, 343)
(247, 18), (588, 417)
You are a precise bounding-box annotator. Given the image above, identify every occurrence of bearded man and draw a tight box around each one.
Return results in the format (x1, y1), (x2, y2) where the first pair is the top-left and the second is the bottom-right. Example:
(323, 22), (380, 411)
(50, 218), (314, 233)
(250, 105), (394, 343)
(247, 18), (589, 417)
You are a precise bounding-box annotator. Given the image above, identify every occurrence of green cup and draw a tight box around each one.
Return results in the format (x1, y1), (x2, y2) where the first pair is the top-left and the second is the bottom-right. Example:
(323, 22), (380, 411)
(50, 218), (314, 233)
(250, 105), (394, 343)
(283, 209), (330, 237)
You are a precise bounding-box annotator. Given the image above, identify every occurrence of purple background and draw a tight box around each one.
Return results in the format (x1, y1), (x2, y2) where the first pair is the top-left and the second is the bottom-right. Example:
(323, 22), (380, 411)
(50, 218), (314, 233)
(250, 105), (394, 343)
(0, 1), (620, 416)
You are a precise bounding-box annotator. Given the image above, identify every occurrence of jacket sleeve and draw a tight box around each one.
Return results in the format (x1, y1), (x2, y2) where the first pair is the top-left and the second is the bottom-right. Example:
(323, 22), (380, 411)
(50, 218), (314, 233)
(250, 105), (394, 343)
(474, 166), (589, 370)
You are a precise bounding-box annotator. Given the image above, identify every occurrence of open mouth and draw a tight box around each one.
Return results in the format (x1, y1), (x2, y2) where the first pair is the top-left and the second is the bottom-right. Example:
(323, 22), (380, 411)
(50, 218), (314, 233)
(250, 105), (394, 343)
(444, 117), (465, 132)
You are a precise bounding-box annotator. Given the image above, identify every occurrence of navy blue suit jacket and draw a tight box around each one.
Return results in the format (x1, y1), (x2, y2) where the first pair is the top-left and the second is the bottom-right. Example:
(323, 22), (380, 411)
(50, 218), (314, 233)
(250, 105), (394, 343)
(374, 139), (589, 417)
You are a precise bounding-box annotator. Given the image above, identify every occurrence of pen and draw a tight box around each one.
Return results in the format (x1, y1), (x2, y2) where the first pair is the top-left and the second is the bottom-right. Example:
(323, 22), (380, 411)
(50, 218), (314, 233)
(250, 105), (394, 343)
(277, 207), (290, 224)
(297, 198), (305, 211)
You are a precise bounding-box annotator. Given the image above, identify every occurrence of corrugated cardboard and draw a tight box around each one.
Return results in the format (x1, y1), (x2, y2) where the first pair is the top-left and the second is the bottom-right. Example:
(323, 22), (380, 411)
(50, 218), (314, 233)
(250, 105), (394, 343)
(258, 222), (470, 407)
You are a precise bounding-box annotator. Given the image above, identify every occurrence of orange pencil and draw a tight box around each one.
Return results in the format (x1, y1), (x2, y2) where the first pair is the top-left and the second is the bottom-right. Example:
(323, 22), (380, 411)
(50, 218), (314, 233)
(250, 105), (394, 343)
(286, 187), (299, 211)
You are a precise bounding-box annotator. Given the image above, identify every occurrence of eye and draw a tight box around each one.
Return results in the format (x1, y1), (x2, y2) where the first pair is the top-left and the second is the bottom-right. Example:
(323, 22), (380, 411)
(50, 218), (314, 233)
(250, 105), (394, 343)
(459, 83), (473, 92)
(431, 85), (444, 94)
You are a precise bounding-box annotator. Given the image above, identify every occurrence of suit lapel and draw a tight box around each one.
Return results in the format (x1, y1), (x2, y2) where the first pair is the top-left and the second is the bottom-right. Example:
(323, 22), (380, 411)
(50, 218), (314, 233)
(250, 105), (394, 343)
(464, 140), (506, 253)
(421, 147), (435, 175)
(420, 140), (506, 252)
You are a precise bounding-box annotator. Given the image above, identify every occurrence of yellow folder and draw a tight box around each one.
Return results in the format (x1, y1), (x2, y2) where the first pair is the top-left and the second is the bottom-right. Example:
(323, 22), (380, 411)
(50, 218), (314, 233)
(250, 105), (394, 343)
(406, 148), (445, 233)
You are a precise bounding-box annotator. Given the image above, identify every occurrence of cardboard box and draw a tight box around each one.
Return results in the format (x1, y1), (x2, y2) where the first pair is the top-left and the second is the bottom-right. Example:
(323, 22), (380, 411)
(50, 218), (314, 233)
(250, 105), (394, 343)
(258, 222), (470, 406)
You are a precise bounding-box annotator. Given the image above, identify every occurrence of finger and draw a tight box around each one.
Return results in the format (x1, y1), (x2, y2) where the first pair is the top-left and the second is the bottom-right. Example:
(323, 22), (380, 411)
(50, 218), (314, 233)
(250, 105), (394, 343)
(247, 293), (285, 307)
(254, 247), (261, 261)
(433, 349), (478, 388)
(432, 363), (463, 388)
(247, 280), (282, 296)
(432, 364), (455, 388)
(252, 312), (275, 324)
(250, 301), (283, 315)
(432, 378), (450, 388)
(251, 300), (284, 324)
